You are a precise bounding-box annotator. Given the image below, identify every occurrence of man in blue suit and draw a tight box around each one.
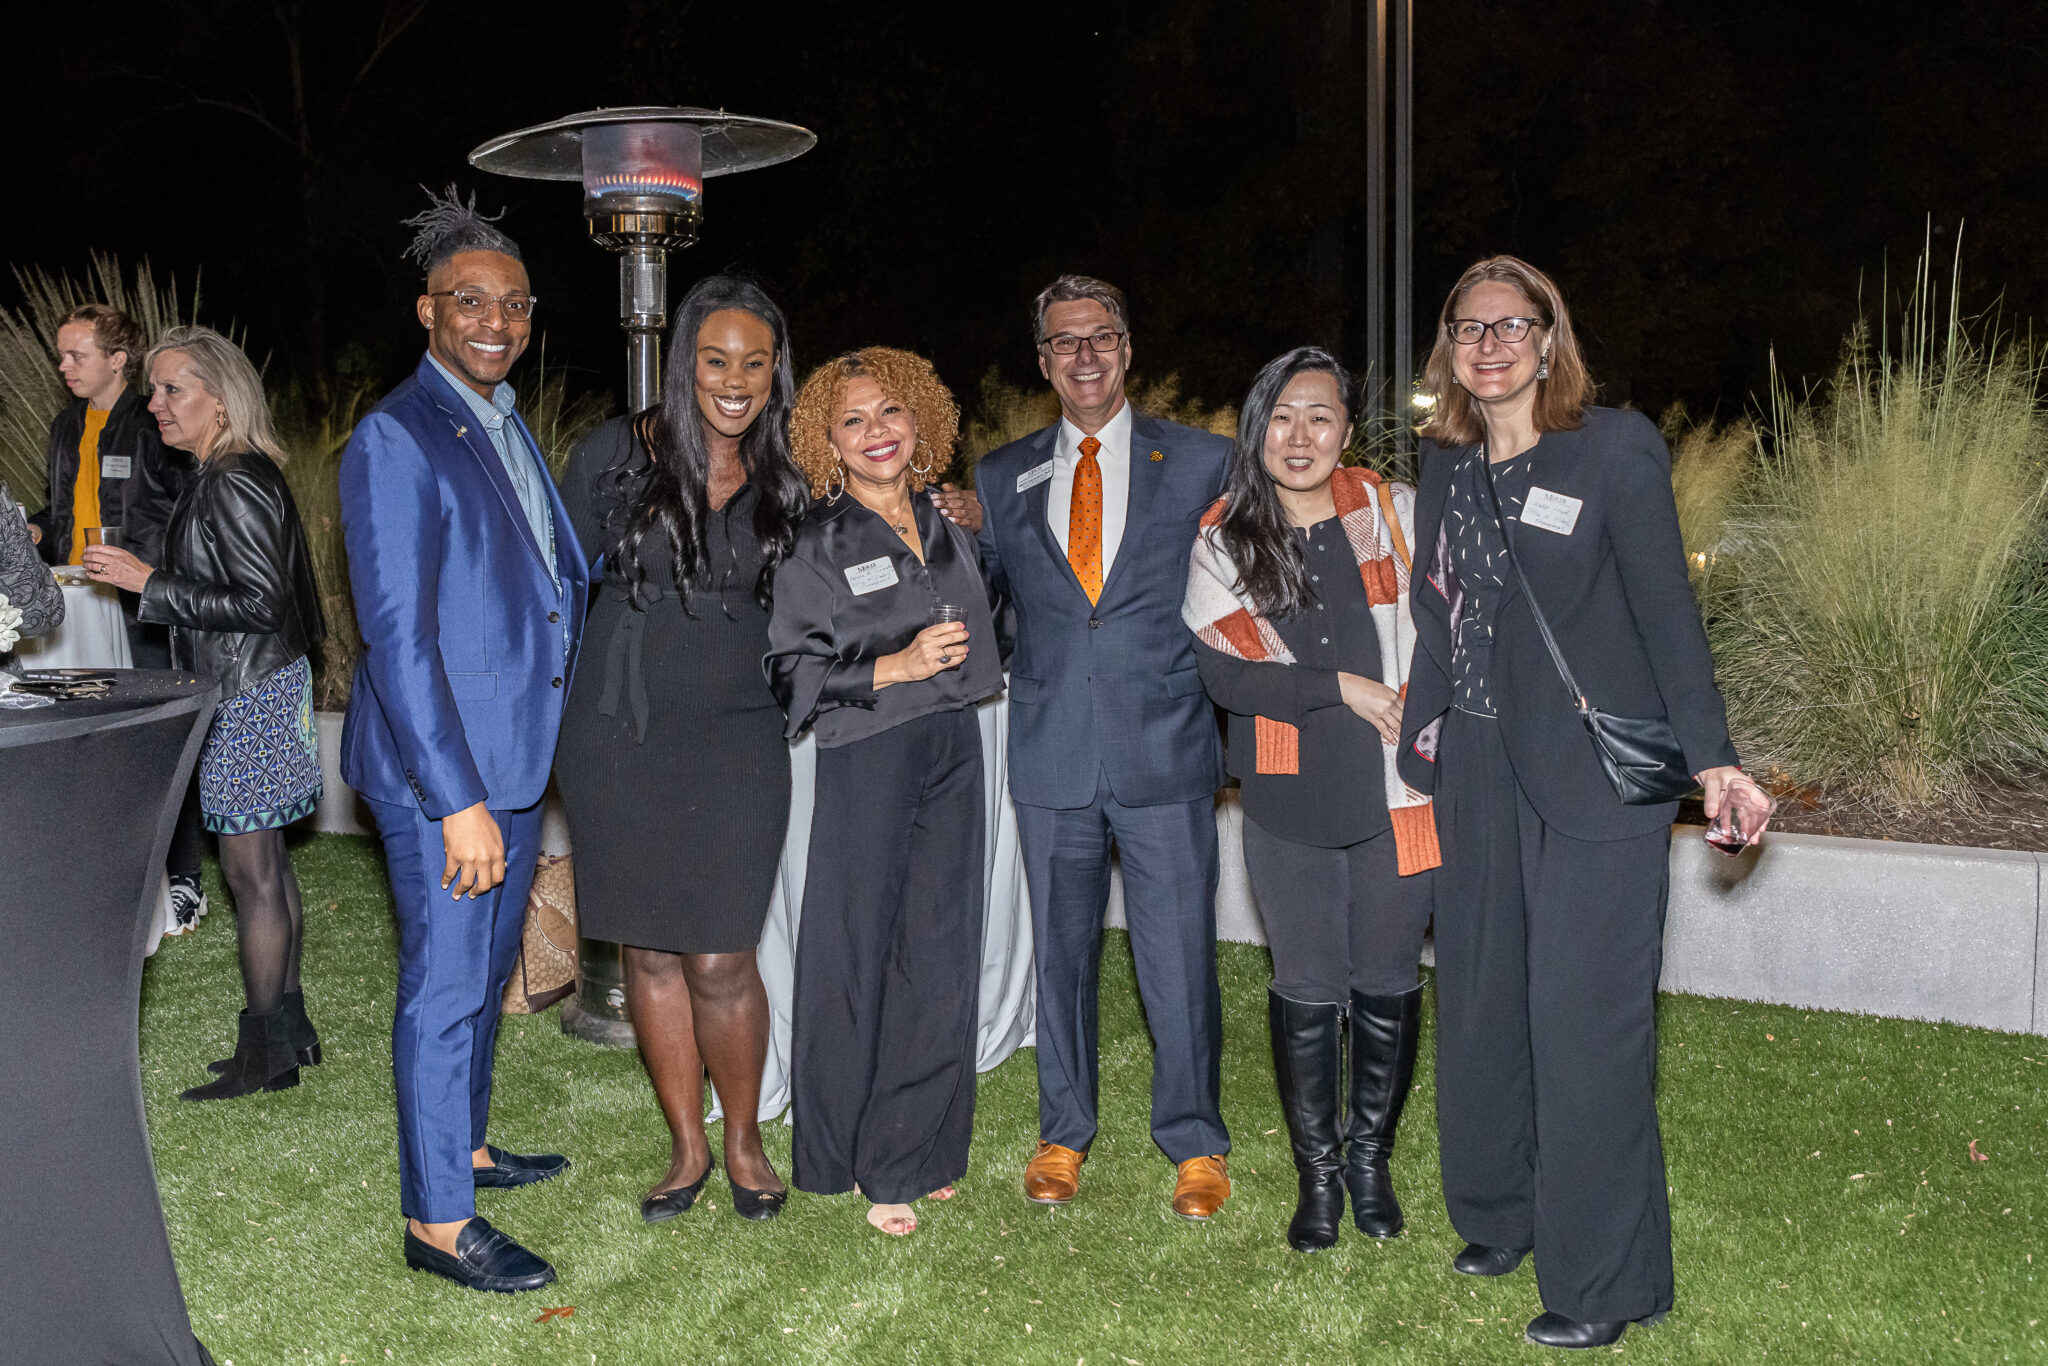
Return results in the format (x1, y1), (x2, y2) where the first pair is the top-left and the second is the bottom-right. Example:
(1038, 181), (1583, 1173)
(976, 276), (1234, 1219)
(340, 190), (589, 1293)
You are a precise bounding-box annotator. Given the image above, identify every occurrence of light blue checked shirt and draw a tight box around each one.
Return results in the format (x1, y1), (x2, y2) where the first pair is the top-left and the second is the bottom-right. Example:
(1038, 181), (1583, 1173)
(427, 353), (559, 591)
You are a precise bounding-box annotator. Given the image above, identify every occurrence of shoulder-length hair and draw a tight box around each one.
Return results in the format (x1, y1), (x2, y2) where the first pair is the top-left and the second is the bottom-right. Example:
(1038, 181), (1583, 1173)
(1419, 255), (1592, 447)
(606, 274), (810, 614)
(144, 326), (284, 464)
(790, 348), (960, 498)
(1216, 346), (1355, 619)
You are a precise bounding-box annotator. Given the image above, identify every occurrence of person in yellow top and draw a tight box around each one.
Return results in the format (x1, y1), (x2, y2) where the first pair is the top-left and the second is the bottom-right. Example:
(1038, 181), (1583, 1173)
(28, 302), (204, 926)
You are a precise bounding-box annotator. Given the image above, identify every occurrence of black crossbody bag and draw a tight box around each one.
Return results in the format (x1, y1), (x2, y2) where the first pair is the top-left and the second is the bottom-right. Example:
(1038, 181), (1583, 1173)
(1477, 460), (1697, 805)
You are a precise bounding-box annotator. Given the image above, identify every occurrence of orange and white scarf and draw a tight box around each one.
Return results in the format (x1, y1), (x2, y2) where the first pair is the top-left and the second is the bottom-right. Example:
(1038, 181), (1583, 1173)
(1182, 466), (1440, 875)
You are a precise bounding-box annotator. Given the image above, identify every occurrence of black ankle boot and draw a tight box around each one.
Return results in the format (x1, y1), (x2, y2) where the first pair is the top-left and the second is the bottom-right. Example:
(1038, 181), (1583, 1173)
(1269, 987), (1346, 1252)
(207, 989), (320, 1073)
(1344, 983), (1422, 1238)
(182, 1008), (300, 1102)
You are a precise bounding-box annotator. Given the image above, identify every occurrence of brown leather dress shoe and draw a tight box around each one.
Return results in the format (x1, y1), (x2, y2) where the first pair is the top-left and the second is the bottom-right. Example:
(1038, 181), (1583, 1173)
(1172, 1155), (1232, 1220)
(1023, 1142), (1087, 1204)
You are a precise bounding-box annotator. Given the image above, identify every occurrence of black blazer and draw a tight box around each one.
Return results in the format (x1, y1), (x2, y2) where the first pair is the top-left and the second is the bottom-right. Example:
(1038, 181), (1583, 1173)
(1396, 407), (1737, 841)
(139, 449), (325, 698)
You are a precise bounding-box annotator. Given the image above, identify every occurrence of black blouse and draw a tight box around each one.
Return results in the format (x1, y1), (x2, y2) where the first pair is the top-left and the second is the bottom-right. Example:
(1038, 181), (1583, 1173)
(1442, 446), (1533, 717)
(765, 489), (1003, 747)
(1192, 516), (1393, 847)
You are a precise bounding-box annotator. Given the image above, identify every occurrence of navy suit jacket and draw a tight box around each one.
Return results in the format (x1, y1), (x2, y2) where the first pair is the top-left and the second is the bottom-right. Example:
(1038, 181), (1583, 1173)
(976, 410), (1229, 809)
(1396, 406), (1738, 840)
(339, 358), (590, 818)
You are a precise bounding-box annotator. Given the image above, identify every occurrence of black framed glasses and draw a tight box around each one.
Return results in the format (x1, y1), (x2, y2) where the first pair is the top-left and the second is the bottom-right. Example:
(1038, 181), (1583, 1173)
(431, 289), (539, 322)
(1447, 316), (1541, 345)
(1040, 329), (1126, 355)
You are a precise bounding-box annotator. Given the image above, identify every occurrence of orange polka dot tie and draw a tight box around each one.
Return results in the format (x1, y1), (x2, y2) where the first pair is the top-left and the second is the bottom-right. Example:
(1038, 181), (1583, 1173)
(1069, 435), (1104, 604)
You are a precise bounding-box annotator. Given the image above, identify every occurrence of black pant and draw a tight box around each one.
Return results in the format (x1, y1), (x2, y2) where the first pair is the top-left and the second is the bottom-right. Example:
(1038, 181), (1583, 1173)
(1241, 814), (1432, 1001)
(791, 708), (986, 1206)
(1433, 708), (1674, 1324)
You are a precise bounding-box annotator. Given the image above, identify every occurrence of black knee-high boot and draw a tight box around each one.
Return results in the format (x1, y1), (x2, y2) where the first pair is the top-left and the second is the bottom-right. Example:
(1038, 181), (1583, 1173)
(1269, 988), (1346, 1252)
(1345, 983), (1423, 1237)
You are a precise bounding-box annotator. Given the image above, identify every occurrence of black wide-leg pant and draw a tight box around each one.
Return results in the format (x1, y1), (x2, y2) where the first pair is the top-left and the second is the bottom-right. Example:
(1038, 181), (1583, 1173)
(1433, 708), (1675, 1324)
(791, 707), (986, 1206)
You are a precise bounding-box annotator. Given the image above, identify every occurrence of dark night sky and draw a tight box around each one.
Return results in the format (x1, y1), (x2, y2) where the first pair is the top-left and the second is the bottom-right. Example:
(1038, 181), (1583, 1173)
(5, 0), (2043, 423)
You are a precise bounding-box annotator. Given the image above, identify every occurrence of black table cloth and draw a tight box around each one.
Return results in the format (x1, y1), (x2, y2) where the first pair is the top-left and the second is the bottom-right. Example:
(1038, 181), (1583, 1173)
(1, 670), (219, 1366)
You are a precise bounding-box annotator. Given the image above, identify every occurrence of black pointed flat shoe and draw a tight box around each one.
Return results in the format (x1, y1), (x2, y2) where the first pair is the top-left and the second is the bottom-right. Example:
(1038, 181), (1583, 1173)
(729, 1178), (788, 1222)
(1525, 1311), (1629, 1349)
(473, 1146), (571, 1190)
(640, 1158), (714, 1224)
(403, 1216), (556, 1294)
(1452, 1242), (1531, 1276)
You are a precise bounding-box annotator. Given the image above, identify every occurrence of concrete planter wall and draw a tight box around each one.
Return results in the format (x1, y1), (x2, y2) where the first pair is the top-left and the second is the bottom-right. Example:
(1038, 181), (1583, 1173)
(315, 715), (2046, 1037)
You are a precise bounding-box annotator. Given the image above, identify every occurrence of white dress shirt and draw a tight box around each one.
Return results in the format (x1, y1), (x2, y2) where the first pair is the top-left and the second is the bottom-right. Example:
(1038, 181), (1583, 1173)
(1046, 400), (1134, 581)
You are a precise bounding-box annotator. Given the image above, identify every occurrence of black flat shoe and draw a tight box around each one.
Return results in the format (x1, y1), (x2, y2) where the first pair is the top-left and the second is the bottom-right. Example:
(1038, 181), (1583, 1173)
(403, 1216), (556, 1294)
(1525, 1311), (1629, 1349)
(729, 1179), (788, 1222)
(473, 1146), (571, 1190)
(640, 1158), (714, 1224)
(1452, 1242), (1531, 1276)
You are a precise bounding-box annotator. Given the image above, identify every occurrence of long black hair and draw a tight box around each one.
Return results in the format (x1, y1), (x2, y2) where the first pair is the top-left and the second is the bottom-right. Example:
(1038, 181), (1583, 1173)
(605, 275), (810, 613)
(1214, 346), (1356, 619)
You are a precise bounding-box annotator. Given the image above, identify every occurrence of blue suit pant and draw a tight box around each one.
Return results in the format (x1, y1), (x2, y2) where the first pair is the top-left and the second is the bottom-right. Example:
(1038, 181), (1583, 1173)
(1017, 770), (1228, 1162)
(367, 797), (543, 1224)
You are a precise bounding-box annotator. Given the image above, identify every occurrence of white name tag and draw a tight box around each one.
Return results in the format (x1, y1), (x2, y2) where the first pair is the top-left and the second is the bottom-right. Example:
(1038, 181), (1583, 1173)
(100, 455), (132, 480)
(1520, 486), (1583, 536)
(844, 555), (900, 595)
(1016, 459), (1055, 493)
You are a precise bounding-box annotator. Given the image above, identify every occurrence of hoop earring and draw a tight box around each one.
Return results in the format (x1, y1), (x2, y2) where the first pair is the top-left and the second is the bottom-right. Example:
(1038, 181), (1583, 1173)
(1536, 351), (1551, 382)
(825, 464), (845, 502)
(910, 451), (934, 479)
(214, 409), (229, 431)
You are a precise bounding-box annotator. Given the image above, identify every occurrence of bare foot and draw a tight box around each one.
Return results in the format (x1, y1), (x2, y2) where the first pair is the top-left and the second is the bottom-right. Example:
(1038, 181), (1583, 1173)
(867, 1202), (917, 1235)
(723, 1137), (785, 1195)
(927, 1185), (956, 1200)
(647, 1143), (713, 1200)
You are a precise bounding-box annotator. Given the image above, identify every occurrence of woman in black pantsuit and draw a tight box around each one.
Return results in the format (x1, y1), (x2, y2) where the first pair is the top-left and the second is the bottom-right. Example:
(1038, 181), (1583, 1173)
(1183, 348), (1435, 1253)
(555, 277), (812, 1223)
(768, 348), (1000, 1237)
(1398, 257), (1774, 1350)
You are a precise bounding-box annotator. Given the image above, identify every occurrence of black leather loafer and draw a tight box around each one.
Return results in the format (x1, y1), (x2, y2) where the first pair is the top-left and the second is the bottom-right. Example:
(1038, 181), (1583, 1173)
(403, 1216), (556, 1294)
(640, 1158), (715, 1224)
(729, 1180), (788, 1222)
(1452, 1242), (1531, 1276)
(473, 1146), (571, 1190)
(1525, 1311), (1629, 1349)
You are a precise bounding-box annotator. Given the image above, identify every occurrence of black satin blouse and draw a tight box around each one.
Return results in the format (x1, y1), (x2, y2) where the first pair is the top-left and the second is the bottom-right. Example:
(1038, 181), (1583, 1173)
(765, 489), (1003, 747)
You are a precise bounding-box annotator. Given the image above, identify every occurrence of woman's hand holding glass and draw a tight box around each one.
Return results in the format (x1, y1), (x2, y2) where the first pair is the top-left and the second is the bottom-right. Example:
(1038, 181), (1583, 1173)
(875, 621), (969, 689)
(1338, 671), (1404, 744)
(80, 545), (153, 594)
(1697, 764), (1774, 851)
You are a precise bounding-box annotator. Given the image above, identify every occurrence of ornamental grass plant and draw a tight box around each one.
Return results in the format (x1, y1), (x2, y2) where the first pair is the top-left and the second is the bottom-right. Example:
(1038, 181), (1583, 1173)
(957, 367), (1238, 484)
(1700, 253), (2048, 809)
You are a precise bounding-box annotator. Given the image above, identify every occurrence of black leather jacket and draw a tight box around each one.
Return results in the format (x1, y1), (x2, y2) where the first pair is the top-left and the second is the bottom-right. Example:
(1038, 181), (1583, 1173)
(138, 448), (324, 698)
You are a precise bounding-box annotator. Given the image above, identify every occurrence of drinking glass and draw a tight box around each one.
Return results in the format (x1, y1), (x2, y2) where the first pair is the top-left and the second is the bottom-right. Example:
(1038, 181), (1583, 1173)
(84, 527), (123, 548)
(928, 604), (969, 627)
(1705, 784), (1776, 855)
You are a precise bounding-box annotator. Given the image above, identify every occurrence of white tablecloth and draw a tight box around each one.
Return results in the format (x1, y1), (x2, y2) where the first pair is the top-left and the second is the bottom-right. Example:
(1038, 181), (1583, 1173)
(11, 580), (132, 670)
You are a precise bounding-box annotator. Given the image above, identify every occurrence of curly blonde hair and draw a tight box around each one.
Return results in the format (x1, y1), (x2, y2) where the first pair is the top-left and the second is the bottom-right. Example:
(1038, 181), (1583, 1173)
(790, 347), (960, 497)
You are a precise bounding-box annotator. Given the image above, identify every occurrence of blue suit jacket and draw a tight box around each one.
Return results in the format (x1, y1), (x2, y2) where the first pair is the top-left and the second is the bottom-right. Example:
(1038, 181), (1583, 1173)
(339, 358), (590, 818)
(976, 411), (1229, 809)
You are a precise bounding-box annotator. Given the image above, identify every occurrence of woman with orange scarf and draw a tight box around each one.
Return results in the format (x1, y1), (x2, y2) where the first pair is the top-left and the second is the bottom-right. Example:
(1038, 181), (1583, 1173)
(1183, 347), (1436, 1253)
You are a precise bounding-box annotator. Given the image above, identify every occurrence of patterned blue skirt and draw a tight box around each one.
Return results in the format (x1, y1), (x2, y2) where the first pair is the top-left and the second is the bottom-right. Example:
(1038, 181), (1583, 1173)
(198, 655), (322, 833)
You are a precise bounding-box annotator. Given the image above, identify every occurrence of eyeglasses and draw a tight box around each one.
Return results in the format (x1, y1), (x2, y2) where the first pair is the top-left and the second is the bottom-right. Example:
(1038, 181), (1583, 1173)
(431, 290), (539, 322)
(1447, 316), (1541, 345)
(1040, 330), (1126, 355)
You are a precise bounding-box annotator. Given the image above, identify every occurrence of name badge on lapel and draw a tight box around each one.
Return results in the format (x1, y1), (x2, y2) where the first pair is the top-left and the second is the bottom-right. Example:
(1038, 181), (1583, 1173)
(844, 555), (900, 595)
(1016, 460), (1054, 493)
(100, 455), (132, 480)
(1521, 486), (1583, 536)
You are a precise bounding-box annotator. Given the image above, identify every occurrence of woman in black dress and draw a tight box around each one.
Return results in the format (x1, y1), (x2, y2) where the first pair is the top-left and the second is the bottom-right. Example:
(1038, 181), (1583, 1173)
(555, 277), (811, 1223)
(767, 348), (1000, 1237)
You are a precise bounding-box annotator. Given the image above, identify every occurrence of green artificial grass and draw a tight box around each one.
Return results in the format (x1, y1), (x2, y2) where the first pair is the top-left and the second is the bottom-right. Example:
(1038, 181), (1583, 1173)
(142, 835), (2045, 1365)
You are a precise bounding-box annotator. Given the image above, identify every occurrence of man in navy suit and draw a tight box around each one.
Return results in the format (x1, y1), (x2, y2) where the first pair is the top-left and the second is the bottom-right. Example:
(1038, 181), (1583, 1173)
(340, 190), (589, 1293)
(976, 276), (1234, 1219)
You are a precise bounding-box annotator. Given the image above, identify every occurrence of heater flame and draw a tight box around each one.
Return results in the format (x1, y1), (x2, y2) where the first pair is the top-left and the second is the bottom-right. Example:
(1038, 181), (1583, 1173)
(588, 170), (702, 200)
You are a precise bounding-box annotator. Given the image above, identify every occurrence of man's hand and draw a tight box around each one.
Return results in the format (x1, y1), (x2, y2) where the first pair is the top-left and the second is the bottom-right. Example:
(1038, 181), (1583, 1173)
(930, 482), (983, 535)
(440, 802), (505, 899)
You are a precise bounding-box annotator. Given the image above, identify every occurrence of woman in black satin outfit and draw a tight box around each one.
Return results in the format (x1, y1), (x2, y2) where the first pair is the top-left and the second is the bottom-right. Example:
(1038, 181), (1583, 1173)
(767, 347), (1001, 1239)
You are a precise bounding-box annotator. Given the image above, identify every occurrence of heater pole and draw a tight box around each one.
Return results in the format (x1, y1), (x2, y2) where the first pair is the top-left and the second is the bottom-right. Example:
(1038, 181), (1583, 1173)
(623, 245), (668, 412)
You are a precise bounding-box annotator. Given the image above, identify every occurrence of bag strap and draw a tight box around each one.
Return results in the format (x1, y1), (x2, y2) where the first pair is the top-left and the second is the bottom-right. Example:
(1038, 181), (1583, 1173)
(1473, 450), (1590, 715)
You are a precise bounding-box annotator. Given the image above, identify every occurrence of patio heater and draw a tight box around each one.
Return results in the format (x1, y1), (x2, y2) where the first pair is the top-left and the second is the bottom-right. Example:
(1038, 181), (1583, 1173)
(470, 106), (816, 1046)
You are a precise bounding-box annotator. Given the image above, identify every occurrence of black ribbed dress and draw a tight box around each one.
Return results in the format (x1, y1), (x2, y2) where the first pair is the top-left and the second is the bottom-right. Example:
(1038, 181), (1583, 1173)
(553, 417), (792, 954)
